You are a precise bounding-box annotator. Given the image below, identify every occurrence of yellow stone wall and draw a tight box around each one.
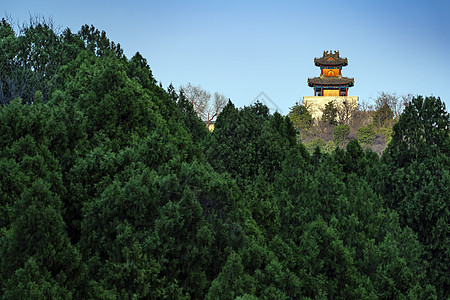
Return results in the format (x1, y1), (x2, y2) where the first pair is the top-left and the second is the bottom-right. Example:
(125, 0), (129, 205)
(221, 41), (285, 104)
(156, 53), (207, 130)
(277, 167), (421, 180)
(303, 96), (358, 121)
(323, 90), (340, 96)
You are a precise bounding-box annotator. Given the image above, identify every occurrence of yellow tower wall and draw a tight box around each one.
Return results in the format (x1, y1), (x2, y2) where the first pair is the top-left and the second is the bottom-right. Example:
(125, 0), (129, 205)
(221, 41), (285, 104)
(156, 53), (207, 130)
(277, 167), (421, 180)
(321, 69), (341, 76)
(323, 90), (340, 96)
(303, 96), (359, 121)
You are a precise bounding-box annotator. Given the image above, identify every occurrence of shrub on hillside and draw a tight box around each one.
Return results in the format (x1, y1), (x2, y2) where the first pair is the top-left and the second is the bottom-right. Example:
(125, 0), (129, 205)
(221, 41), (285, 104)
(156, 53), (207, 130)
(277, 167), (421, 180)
(357, 124), (376, 146)
(333, 124), (350, 146)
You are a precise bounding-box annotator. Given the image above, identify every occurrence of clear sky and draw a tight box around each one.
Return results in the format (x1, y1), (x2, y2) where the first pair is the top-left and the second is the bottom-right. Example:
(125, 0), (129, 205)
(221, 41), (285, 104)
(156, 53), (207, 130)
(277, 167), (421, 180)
(4, 0), (450, 114)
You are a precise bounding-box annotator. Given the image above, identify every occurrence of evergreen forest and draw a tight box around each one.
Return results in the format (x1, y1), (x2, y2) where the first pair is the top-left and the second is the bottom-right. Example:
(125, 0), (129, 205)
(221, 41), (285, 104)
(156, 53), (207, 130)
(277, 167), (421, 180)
(0, 18), (449, 299)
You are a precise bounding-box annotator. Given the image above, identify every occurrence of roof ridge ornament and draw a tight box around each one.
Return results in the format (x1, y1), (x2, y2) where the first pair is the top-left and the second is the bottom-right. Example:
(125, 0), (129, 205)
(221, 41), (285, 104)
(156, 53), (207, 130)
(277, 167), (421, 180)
(314, 50), (347, 66)
(323, 50), (340, 58)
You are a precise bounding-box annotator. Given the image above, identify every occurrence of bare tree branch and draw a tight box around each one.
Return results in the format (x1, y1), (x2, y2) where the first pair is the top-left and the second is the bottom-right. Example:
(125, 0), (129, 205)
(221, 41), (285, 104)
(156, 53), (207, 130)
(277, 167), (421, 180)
(336, 97), (358, 125)
(179, 83), (227, 127)
(373, 91), (407, 120)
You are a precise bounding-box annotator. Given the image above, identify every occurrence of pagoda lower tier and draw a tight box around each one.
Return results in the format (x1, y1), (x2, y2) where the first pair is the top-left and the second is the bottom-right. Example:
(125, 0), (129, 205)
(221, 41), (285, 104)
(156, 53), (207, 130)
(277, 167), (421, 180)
(308, 76), (354, 97)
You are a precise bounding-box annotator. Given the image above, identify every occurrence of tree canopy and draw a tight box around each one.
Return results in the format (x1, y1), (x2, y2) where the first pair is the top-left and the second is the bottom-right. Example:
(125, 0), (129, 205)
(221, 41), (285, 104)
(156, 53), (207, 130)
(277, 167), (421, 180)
(0, 18), (448, 299)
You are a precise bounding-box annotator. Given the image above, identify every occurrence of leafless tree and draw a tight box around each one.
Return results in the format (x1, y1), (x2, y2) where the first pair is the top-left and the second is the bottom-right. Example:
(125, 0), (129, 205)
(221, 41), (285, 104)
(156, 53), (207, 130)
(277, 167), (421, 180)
(180, 83), (227, 127)
(0, 65), (36, 104)
(302, 98), (312, 111)
(336, 97), (358, 125)
(312, 120), (331, 141)
(18, 14), (61, 35)
(309, 104), (334, 141)
(206, 92), (227, 126)
(181, 83), (210, 116)
(344, 98), (372, 133)
(373, 91), (408, 120)
(400, 94), (413, 112)
(358, 98), (374, 112)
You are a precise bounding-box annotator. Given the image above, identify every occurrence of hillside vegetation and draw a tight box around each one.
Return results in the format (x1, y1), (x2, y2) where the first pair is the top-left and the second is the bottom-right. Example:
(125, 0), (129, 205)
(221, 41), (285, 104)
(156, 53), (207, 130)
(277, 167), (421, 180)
(289, 92), (411, 155)
(0, 18), (449, 299)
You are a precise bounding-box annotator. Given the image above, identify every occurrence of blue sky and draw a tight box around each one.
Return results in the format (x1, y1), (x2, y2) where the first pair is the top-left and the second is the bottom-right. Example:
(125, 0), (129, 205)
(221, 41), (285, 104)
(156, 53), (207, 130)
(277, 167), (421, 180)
(4, 0), (450, 114)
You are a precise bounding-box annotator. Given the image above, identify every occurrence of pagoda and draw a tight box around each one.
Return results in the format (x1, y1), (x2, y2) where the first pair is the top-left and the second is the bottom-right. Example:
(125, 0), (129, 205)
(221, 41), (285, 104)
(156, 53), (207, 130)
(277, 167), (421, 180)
(303, 51), (358, 121)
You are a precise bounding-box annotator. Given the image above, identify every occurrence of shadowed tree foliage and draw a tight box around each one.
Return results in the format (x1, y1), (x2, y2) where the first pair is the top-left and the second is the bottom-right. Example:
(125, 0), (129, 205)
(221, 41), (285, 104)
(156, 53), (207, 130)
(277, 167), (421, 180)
(288, 102), (312, 140)
(333, 124), (350, 146)
(206, 100), (296, 183)
(0, 17), (446, 299)
(377, 96), (449, 298)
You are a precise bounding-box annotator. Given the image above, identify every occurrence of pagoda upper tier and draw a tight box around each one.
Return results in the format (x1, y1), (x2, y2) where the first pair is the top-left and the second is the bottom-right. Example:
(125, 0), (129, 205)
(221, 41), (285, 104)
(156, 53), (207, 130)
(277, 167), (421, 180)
(314, 50), (348, 66)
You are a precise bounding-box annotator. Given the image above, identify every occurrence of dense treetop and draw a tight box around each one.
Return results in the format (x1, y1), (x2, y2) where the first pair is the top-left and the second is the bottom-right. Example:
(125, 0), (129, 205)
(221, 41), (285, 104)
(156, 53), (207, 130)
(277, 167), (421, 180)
(0, 18), (448, 299)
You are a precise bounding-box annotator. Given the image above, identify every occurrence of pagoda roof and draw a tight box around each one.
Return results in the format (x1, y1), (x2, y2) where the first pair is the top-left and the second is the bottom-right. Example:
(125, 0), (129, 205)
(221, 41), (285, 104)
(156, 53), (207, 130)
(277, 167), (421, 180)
(308, 76), (354, 86)
(314, 50), (348, 66)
